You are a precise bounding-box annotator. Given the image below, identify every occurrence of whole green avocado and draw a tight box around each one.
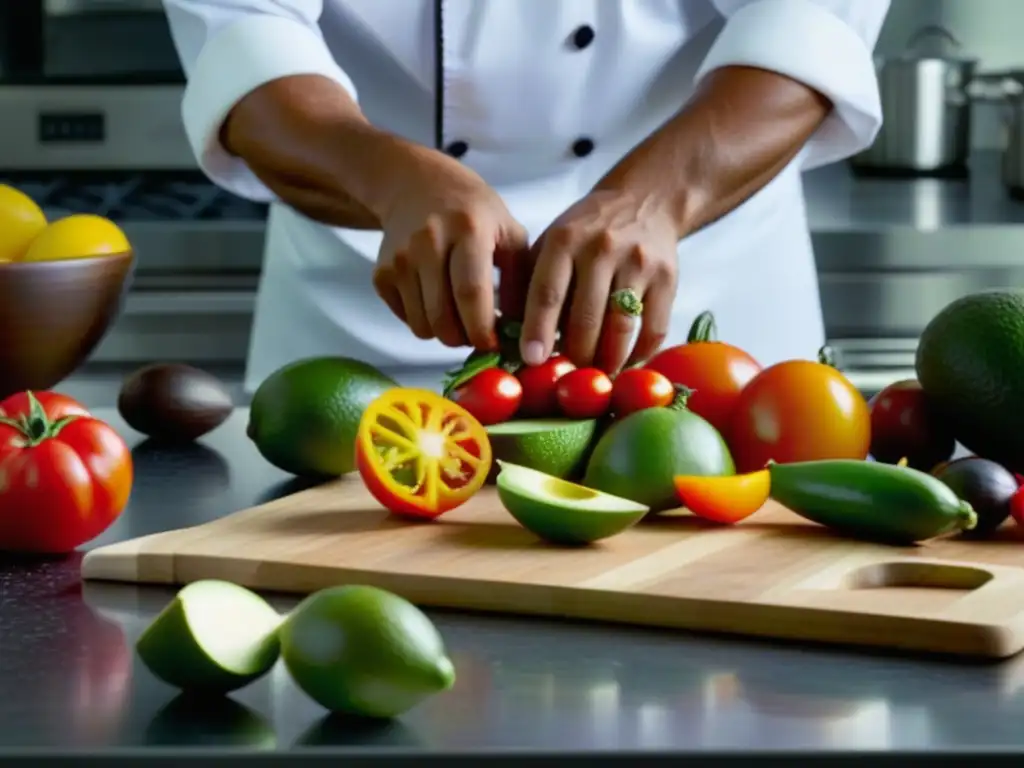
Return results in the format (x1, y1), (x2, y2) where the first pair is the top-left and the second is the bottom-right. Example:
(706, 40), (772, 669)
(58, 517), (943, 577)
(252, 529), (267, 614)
(915, 289), (1024, 472)
(582, 392), (735, 512)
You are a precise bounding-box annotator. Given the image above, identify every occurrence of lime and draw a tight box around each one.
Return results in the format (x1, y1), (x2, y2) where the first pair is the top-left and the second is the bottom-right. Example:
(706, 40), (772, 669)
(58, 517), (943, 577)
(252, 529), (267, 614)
(248, 356), (396, 478)
(279, 585), (455, 719)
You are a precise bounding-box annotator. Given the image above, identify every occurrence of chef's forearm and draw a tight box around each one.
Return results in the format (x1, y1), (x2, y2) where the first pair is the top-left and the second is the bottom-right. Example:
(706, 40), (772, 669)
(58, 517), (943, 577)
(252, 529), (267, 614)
(595, 65), (832, 238)
(221, 74), (433, 230)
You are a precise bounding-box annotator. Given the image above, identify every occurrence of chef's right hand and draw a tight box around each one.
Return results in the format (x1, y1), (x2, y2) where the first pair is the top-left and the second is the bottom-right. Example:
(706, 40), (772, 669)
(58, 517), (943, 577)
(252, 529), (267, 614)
(373, 152), (529, 351)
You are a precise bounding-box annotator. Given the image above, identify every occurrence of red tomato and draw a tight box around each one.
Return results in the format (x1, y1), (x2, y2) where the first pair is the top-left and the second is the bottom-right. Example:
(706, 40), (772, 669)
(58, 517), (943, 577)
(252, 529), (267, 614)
(610, 368), (674, 418)
(644, 324), (761, 436)
(0, 393), (132, 553)
(555, 368), (613, 420)
(516, 355), (576, 417)
(868, 379), (955, 471)
(729, 357), (871, 473)
(1012, 485), (1024, 526)
(450, 367), (522, 425)
(0, 390), (91, 422)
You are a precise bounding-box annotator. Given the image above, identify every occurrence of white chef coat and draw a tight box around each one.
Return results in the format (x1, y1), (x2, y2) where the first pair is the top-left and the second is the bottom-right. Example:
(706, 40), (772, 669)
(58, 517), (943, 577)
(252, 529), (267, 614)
(163, 0), (888, 393)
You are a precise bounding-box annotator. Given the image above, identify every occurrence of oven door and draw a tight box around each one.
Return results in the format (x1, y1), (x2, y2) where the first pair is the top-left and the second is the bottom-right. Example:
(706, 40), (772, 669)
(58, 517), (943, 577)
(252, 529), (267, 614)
(92, 276), (258, 365)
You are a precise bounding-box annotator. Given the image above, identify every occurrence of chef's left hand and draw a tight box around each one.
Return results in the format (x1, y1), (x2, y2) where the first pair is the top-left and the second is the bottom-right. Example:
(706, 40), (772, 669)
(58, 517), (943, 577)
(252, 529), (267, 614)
(516, 190), (679, 373)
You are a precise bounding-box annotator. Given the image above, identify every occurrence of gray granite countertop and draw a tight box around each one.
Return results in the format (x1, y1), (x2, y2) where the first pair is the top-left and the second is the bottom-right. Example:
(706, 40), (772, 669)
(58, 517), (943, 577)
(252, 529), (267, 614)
(3, 372), (1024, 760)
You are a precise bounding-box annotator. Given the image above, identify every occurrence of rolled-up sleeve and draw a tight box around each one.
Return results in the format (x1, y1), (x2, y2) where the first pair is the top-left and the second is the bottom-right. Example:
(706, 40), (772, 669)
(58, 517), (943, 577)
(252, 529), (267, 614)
(699, 0), (889, 170)
(163, 0), (359, 200)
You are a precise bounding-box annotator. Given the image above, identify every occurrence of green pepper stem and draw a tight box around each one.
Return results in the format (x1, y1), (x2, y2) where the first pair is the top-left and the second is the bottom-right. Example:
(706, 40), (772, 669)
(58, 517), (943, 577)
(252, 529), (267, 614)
(817, 345), (837, 367)
(667, 384), (695, 411)
(686, 311), (718, 343)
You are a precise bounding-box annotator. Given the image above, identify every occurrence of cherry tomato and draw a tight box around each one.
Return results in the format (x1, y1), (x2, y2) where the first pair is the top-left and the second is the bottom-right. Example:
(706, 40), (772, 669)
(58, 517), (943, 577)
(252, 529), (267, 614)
(555, 368), (613, 420)
(729, 353), (871, 474)
(868, 379), (955, 471)
(0, 390), (91, 422)
(516, 355), (576, 417)
(610, 368), (674, 418)
(355, 387), (492, 519)
(0, 392), (132, 553)
(450, 368), (522, 425)
(644, 311), (761, 436)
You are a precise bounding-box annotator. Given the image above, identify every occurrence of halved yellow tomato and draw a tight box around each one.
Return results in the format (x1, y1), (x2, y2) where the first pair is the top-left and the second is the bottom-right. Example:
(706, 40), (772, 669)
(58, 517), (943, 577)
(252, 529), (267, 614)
(673, 470), (770, 525)
(355, 388), (492, 518)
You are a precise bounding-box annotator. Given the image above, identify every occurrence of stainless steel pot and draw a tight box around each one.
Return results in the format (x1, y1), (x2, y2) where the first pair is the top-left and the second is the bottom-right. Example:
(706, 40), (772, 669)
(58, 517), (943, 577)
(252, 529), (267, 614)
(851, 25), (978, 175)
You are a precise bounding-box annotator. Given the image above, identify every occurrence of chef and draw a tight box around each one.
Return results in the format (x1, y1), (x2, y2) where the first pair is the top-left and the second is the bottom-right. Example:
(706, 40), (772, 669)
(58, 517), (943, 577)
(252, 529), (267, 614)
(162, 0), (889, 392)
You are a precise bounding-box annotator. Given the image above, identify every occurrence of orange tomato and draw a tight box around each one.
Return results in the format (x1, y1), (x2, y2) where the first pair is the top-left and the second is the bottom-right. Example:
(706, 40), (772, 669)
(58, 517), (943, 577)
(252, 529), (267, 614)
(728, 351), (871, 474)
(673, 470), (770, 524)
(355, 388), (492, 519)
(645, 311), (762, 437)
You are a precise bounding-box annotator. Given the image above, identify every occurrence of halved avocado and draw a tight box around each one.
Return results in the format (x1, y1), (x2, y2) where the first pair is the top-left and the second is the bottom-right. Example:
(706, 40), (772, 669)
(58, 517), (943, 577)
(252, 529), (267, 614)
(136, 580), (283, 694)
(496, 461), (649, 545)
(485, 418), (597, 480)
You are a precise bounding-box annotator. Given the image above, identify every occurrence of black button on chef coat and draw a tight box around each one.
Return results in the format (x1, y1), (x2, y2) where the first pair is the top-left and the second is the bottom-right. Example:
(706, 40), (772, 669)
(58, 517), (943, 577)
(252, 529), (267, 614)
(571, 25), (595, 50)
(445, 140), (469, 159)
(572, 138), (595, 158)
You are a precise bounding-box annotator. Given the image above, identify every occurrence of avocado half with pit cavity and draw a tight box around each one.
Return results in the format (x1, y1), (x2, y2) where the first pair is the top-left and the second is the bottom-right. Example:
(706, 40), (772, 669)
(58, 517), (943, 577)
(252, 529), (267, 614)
(496, 461), (649, 545)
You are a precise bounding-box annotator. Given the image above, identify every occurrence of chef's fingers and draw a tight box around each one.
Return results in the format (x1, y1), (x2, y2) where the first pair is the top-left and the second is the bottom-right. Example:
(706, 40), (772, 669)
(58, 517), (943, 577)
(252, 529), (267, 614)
(563, 249), (615, 368)
(373, 272), (407, 324)
(450, 229), (499, 350)
(409, 229), (465, 347)
(520, 234), (574, 366)
(391, 251), (433, 340)
(494, 222), (534, 322)
(628, 274), (674, 366)
(594, 267), (647, 375)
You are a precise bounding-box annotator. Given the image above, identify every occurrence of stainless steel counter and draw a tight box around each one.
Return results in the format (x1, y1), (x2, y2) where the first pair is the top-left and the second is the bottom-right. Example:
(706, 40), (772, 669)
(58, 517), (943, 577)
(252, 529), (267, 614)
(0, 370), (1020, 759)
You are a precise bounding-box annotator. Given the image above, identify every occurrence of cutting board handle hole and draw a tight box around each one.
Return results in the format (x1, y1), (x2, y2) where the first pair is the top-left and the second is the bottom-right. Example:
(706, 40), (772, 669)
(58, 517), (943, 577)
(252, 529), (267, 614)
(841, 561), (993, 592)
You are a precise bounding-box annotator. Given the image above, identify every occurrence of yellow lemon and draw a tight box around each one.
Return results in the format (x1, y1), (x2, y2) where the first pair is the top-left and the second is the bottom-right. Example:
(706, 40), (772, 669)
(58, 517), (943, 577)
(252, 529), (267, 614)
(0, 184), (47, 262)
(22, 213), (131, 262)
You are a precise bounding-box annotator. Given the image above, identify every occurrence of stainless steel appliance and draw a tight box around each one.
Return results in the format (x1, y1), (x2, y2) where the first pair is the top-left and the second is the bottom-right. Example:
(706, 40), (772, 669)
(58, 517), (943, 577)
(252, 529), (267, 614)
(0, 0), (266, 366)
(851, 25), (978, 177)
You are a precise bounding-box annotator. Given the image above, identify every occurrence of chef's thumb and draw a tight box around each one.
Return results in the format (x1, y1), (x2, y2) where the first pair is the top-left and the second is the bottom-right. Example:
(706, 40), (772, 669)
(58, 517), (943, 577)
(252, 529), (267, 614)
(495, 225), (533, 322)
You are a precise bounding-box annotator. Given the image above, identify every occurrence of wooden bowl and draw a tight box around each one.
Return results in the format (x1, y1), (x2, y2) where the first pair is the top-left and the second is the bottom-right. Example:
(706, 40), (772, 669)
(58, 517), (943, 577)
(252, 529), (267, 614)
(0, 251), (135, 400)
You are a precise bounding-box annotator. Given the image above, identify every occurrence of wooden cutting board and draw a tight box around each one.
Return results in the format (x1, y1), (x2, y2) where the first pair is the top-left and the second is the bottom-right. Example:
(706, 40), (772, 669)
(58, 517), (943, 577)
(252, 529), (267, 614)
(81, 477), (1024, 659)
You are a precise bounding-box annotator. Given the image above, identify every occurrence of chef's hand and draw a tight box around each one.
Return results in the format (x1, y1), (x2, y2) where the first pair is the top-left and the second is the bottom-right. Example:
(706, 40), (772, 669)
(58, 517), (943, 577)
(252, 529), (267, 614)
(517, 190), (678, 373)
(373, 152), (528, 351)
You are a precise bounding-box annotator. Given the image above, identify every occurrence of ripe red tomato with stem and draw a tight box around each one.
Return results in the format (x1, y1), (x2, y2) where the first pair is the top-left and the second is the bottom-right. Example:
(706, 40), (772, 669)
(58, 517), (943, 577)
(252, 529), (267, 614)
(556, 368), (613, 420)
(450, 367), (523, 425)
(0, 391), (133, 553)
(610, 368), (674, 418)
(516, 354), (576, 417)
(644, 311), (761, 436)
(0, 390), (91, 421)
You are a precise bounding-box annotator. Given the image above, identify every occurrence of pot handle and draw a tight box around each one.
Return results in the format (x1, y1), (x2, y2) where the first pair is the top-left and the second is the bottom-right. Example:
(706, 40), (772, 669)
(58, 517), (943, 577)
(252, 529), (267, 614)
(905, 24), (961, 53)
(967, 70), (1024, 103)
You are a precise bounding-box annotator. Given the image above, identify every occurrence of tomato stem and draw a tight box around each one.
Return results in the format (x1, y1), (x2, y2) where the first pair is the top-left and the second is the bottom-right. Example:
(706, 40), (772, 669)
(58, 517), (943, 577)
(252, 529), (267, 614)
(686, 311), (718, 343)
(1, 391), (80, 446)
(667, 384), (695, 411)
